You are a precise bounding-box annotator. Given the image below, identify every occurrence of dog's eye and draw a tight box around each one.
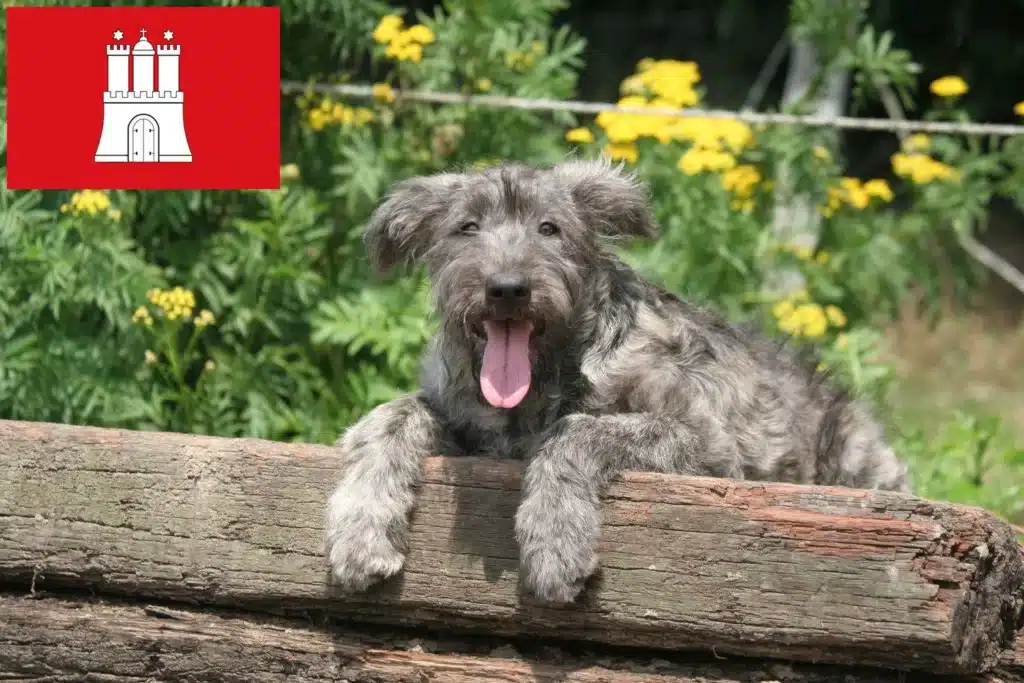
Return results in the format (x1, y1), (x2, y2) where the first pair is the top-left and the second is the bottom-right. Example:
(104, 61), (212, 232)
(459, 222), (480, 234)
(538, 221), (560, 237)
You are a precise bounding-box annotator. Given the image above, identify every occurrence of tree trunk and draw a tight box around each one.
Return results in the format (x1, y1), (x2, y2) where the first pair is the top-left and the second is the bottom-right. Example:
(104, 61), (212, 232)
(763, 3), (858, 297)
(0, 420), (1021, 674)
(2, 593), (1021, 683)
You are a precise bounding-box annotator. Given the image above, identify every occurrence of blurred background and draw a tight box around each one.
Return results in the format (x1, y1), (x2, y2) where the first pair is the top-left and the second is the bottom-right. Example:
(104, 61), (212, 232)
(0, 0), (1021, 528)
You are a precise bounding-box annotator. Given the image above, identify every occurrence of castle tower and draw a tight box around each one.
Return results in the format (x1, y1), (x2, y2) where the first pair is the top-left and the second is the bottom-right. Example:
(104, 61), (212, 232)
(105, 45), (130, 93)
(96, 27), (193, 163)
(132, 29), (155, 93)
(157, 45), (181, 94)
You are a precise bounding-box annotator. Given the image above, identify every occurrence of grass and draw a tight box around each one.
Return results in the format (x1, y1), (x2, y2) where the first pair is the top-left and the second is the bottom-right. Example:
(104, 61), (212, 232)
(879, 296), (1024, 528)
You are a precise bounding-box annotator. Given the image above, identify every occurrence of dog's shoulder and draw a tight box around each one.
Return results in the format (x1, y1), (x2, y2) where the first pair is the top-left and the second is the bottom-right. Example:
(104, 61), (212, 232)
(595, 253), (755, 352)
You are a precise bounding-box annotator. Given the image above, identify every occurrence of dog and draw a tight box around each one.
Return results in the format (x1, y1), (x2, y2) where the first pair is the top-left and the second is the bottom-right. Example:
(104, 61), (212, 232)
(324, 158), (909, 604)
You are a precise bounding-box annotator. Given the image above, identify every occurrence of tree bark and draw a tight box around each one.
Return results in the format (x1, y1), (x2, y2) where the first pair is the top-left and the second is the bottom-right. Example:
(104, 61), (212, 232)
(0, 419), (1021, 674)
(1007, 628), (1024, 670)
(4, 593), (1019, 683)
(763, 2), (859, 298)
(1, 593), (1021, 683)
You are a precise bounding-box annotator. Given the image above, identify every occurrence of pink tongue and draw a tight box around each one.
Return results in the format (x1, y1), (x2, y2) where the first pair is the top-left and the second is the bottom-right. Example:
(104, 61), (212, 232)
(480, 320), (533, 409)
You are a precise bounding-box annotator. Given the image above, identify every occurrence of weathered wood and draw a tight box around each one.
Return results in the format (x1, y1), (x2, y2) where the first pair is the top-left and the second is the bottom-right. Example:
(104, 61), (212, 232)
(0, 419), (1021, 675)
(1, 593), (1019, 683)
(1007, 633), (1024, 670)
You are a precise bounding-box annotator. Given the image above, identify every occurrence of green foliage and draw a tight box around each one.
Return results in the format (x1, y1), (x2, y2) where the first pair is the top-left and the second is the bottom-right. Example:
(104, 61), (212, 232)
(0, 0), (1020, 524)
(897, 408), (1024, 524)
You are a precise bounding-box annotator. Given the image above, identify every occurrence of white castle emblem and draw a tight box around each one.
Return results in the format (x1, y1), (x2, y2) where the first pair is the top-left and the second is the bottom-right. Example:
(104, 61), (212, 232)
(95, 28), (192, 163)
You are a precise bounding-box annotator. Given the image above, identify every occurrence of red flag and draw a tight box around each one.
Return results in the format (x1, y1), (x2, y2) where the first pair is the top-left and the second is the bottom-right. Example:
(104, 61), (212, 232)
(6, 6), (280, 190)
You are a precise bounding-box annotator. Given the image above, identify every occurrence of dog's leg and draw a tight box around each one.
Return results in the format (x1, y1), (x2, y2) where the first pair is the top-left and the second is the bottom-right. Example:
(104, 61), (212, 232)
(325, 393), (441, 591)
(515, 412), (739, 604)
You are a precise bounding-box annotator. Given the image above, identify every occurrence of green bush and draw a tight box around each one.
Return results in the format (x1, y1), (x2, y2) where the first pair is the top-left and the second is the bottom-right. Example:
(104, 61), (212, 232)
(0, 0), (1020, 524)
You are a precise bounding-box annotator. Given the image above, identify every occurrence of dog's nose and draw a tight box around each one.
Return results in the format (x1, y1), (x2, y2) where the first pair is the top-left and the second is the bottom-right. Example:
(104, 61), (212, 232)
(485, 274), (532, 306)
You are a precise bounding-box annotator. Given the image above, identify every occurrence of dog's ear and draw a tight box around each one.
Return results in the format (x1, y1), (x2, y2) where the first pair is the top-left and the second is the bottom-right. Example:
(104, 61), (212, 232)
(364, 172), (464, 273)
(551, 158), (659, 240)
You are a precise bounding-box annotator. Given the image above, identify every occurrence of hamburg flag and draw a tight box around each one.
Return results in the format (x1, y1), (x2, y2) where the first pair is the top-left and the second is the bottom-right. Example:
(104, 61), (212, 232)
(6, 6), (280, 190)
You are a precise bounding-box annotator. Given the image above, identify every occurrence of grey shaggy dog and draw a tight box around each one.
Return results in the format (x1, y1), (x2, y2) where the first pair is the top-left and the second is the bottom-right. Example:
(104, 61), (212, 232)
(324, 158), (909, 604)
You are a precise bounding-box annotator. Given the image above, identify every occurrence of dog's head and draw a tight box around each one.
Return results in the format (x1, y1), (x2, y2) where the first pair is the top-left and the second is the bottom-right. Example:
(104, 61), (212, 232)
(363, 158), (658, 408)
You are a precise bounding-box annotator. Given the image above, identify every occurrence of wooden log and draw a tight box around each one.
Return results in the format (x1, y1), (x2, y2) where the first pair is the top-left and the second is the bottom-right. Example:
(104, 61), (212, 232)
(1006, 633), (1024, 671)
(0, 593), (1019, 683)
(0, 419), (1021, 675)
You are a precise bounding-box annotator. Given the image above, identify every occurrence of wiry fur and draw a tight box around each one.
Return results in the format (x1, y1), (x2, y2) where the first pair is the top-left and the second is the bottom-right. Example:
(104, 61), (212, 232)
(325, 158), (910, 603)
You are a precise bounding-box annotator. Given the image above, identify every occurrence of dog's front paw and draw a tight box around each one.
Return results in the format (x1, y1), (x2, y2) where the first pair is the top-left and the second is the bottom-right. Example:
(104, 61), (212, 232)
(515, 496), (600, 605)
(325, 494), (407, 592)
(326, 523), (405, 592)
(518, 541), (598, 604)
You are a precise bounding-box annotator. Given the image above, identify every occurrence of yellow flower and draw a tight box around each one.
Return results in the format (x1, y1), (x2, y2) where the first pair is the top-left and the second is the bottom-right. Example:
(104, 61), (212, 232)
(812, 145), (831, 162)
(405, 24), (435, 45)
(835, 333), (849, 350)
(636, 57), (656, 72)
(891, 152), (958, 184)
(676, 148), (705, 176)
(504, 49), (535, 71)
(772, 299), (795, 320)
(821, 177), (891, 214)
(619, 74), (647, 97)
(146, 286), (197, 322)
(597, 98), (650, 144)
(194, 309), (216, 328)
(840, 177), (870, 209)
(331, 104), (351, 124)
(353, 107), (375, 125)
(721, 164), (761, 197)
(64, 190), (112, 216)
(475, 78), (492, 92)
(593, 60), (755, 154)
(604, 142), (638, 163)
(1014, 101), (1024, 117)
(802, 307), (828, 338)
(372, 83), (396, 104)
(372, 15), (404, 44)
(677, 147), (735, 175)
(903, 134), (931, 152)
(730, 198), (755, 213)
(930, 75), (968, 98)
(636, 60), (701, 108)
(386, 39), (423, 63)
(785, 304), (828, 338)
(384, 29), (412, 50)
(204, 360), (216, 373)
(405, 43), (424, 62)
(280, 163), (300, 181)
(144, 350), (157, 364)
(131, 305), (153, 327)
(565, 127), (595, 144)
(819, 188), (842, 218)
(707, 151), (737, 171)
(668, 116), (753, 153)
(825, 305), (847, 328)
(862, 178), (894, 202)
(307, 108), (328, 131)
(771, 293), (835, 339)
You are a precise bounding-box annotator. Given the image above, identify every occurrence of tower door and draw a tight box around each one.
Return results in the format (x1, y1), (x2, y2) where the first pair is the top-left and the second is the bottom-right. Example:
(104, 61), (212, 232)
(128, 115), (159, 162)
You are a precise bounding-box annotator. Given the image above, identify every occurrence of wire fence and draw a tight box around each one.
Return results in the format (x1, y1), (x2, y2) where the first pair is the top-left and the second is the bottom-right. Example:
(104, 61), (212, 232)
(280, 81), (1024, 138)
